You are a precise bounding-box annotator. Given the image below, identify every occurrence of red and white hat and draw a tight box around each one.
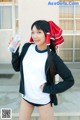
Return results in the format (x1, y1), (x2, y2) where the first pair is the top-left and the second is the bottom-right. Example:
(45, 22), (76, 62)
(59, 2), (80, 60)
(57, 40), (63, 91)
(29, 21), (64, 47)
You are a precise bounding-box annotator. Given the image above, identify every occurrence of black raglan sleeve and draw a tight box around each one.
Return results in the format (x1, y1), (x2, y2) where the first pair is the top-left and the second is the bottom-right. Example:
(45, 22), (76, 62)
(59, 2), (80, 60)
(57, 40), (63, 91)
(11, 47), (21, 72)
(43, 53), (74, 94)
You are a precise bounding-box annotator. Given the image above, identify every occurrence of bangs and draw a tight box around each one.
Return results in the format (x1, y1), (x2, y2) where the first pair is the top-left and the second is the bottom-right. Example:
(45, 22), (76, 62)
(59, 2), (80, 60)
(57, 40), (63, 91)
(31, 20), (50, 33)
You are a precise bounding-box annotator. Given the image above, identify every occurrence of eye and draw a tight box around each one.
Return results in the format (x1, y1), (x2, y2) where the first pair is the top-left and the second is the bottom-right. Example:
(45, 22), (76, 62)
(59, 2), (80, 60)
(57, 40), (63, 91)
(37, 31), (42, 34)
(31, 31), (34, 35)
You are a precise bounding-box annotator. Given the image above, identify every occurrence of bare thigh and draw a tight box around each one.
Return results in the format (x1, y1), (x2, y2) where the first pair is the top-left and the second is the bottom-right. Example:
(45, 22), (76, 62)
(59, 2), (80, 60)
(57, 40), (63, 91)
(38, 103), (54, 120)
(19, 98), (34, 120)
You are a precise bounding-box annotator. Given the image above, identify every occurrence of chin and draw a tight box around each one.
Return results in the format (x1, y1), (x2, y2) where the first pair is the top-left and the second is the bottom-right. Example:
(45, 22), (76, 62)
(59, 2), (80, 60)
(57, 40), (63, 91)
(34, 42), (41, 45)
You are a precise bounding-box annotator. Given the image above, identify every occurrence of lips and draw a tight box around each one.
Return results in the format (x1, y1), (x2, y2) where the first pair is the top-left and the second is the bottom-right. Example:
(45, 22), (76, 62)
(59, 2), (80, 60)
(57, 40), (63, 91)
(34, 40), (40, 42)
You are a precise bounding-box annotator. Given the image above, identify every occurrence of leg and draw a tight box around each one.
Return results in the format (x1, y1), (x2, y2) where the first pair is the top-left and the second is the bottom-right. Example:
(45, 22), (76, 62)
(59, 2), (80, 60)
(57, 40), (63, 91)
(19, 98), (34, 120)
(38, 103), (54, 120)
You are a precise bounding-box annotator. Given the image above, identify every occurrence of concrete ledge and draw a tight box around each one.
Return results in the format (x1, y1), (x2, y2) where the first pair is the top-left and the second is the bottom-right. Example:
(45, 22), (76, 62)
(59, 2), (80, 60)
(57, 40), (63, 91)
(0, 112), (80, 117)
(5, 112), (79, 117)
(0, 64), (17, 74)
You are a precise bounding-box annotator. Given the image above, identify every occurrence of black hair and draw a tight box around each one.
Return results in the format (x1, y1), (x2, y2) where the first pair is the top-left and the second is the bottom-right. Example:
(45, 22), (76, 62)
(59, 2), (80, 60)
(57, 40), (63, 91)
(31, 20), (56, 83)
(31, 20), (50, 33)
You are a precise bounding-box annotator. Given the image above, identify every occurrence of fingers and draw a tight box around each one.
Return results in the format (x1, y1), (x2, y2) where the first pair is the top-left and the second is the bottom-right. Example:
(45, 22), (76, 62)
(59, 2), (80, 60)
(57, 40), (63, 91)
(16, 41), (21, 47)
(40, 84), (45, 91)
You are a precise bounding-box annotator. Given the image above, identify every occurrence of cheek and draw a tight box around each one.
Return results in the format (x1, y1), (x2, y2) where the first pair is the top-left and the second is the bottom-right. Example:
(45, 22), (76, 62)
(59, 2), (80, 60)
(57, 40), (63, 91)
(41, 34), (46, 39)
(42, 36), (46, 42)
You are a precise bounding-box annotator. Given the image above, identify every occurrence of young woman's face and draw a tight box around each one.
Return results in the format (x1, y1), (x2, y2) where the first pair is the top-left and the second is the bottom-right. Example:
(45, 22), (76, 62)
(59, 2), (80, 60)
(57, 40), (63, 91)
(31, 26), (46, 46)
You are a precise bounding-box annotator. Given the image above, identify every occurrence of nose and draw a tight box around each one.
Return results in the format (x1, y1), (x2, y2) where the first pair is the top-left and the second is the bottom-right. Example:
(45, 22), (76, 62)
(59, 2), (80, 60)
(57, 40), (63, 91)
(32, 33), (38, 40)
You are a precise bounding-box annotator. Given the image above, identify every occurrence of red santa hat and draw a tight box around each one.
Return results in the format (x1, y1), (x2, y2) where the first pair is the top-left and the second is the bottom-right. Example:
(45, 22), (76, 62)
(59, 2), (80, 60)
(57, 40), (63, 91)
(29, 21), (64, 47)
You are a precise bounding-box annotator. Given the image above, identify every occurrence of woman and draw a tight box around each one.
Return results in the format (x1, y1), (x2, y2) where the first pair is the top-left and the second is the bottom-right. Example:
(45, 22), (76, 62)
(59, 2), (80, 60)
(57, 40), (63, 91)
(11, 20), (74, 120)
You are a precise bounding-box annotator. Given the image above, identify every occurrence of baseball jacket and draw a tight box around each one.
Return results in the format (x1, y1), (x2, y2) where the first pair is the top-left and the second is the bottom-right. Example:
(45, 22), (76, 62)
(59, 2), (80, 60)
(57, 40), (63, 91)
(12, 43), (74, 106)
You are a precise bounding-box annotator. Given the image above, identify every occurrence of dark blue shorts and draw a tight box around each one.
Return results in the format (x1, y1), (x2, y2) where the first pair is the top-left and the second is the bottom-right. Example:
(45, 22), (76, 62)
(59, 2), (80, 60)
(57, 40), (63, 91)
(23, 98), (50, 107)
